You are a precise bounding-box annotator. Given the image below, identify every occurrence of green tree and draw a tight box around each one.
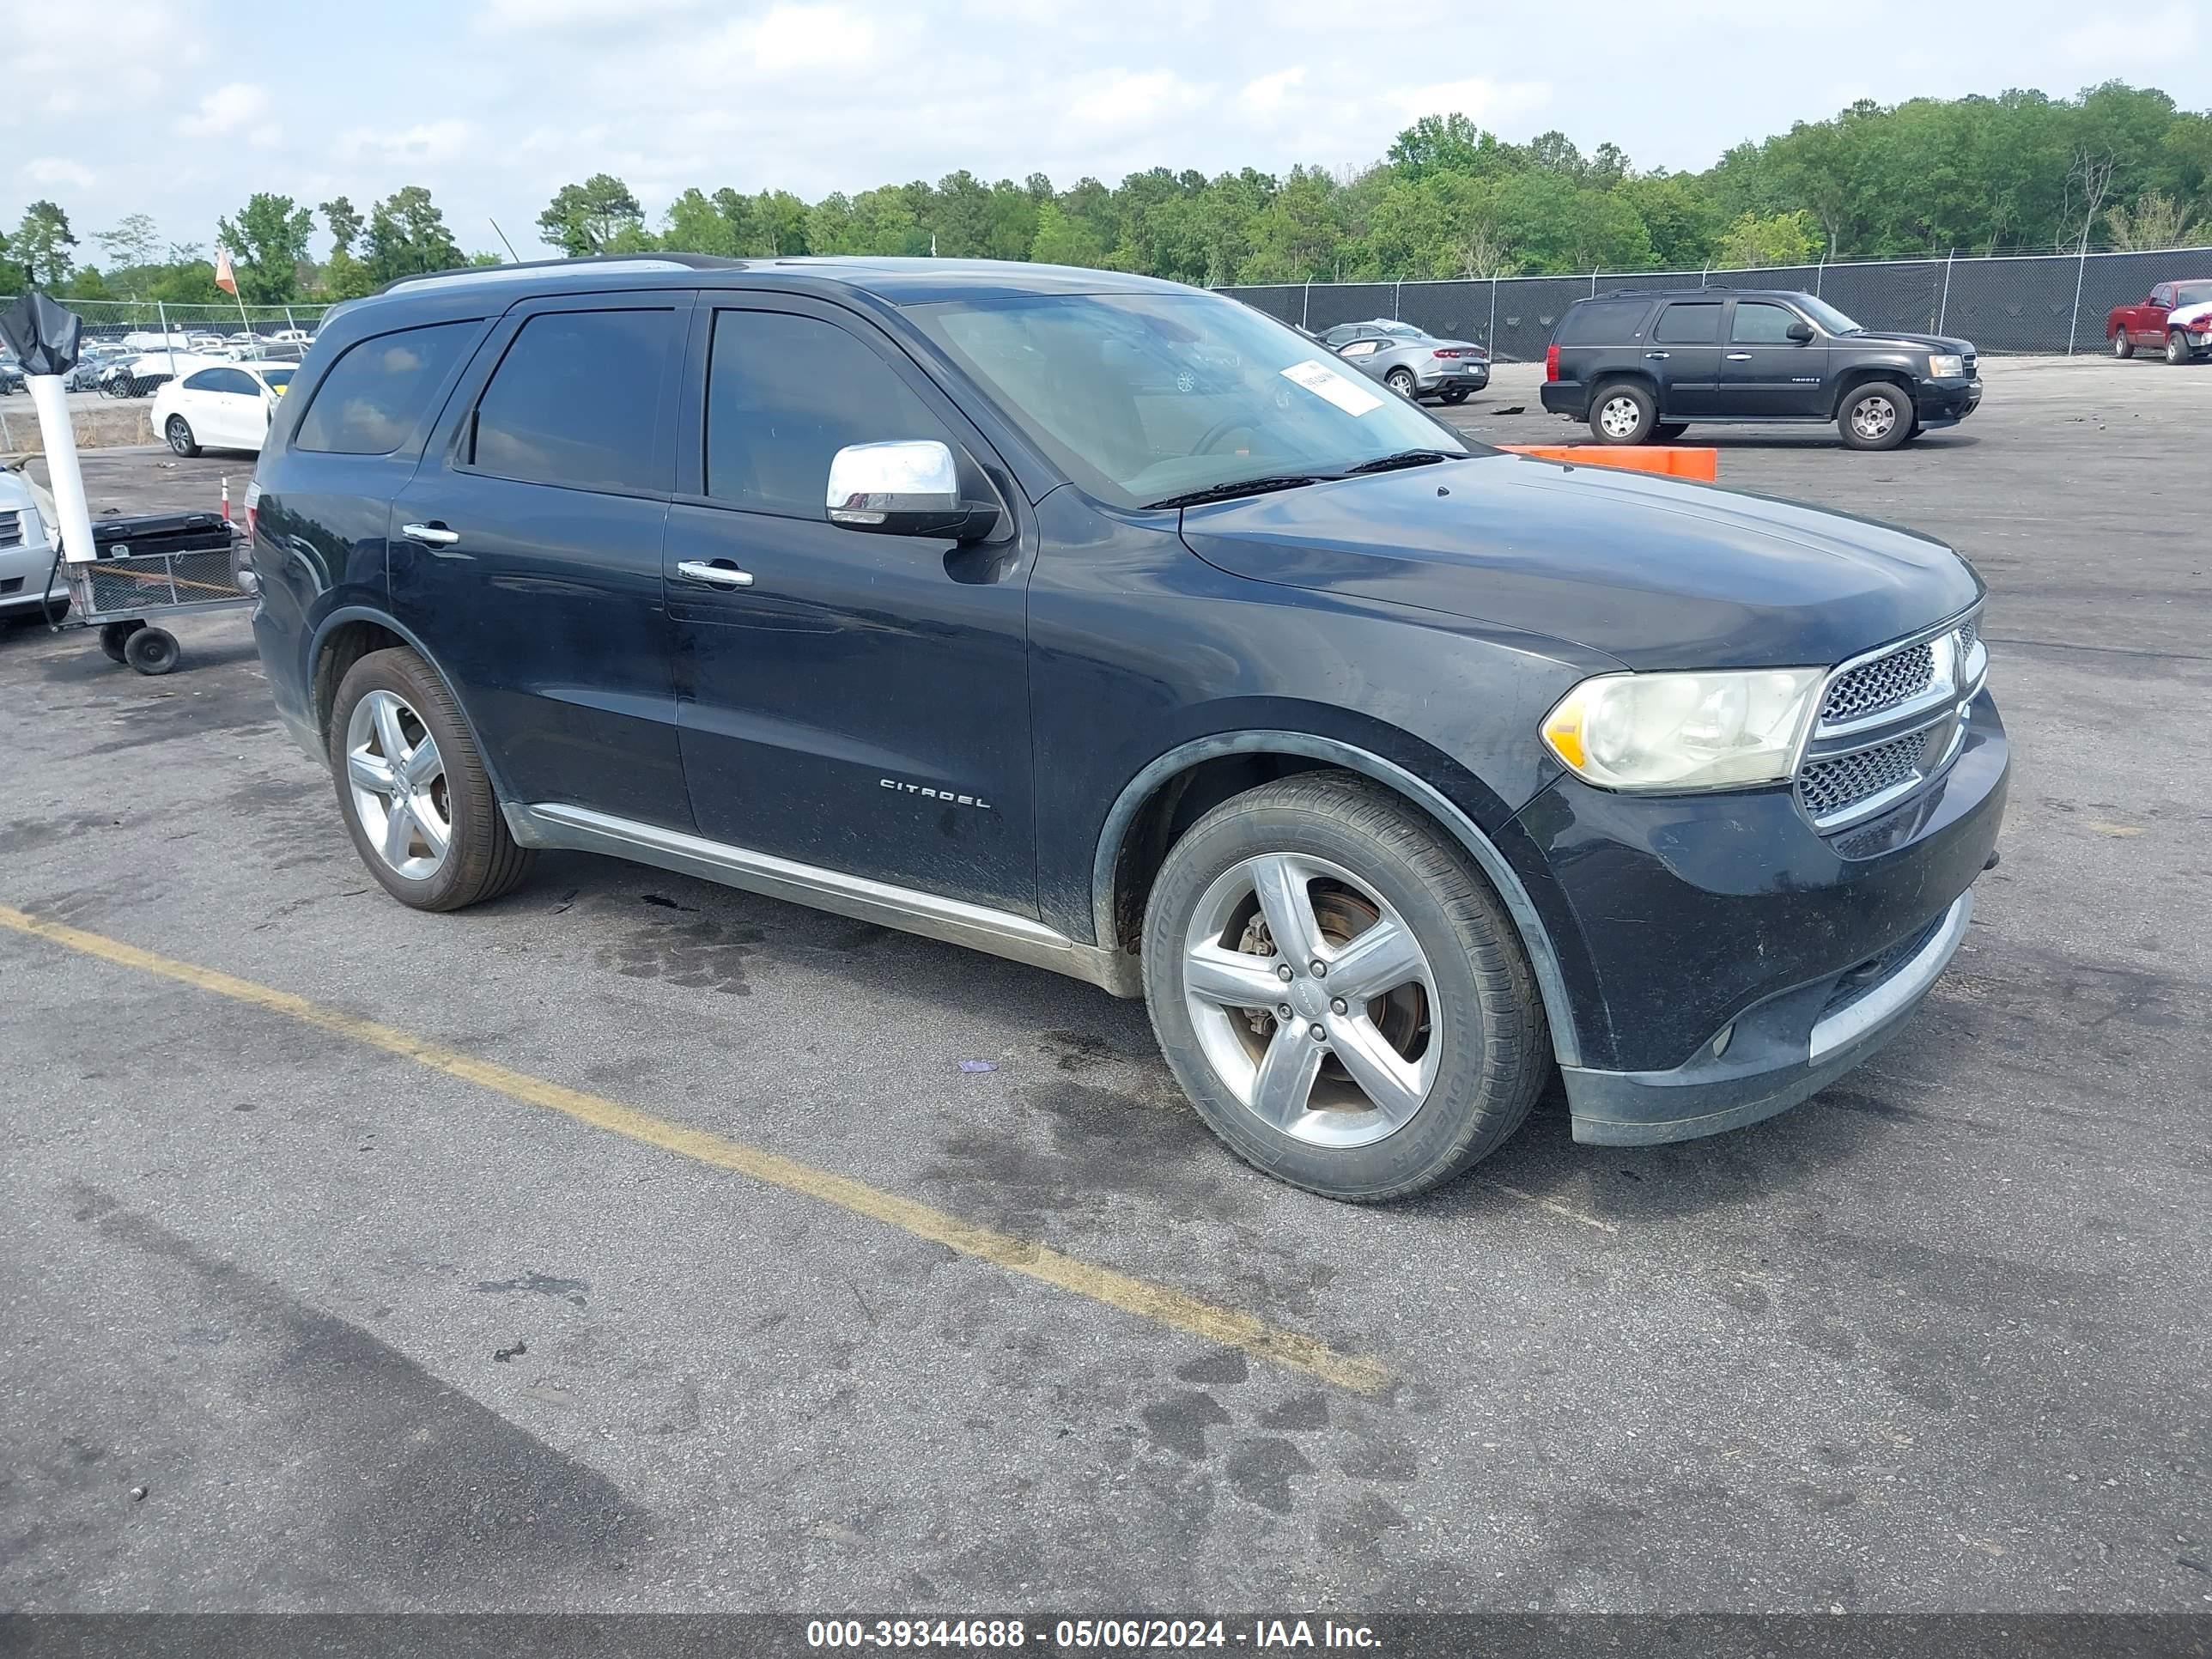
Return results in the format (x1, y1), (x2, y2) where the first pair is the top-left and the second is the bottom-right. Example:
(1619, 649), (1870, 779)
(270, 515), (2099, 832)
(365, 185), (463, 283)
(1028, 202), (1105, 267)
(537, 173), (645, 255)
(1713, 209), (1821, 269)
(321, 246), (377, 300)
(93, 214), (162, 295)
(218, 192), (316, 304)
(321, 196), (365, 257)
(13, 201), (77, 285)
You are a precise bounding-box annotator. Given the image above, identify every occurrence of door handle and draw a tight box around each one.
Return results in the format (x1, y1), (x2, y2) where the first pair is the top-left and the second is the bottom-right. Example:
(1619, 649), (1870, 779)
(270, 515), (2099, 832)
(1644, 351), (1669, 360)
(402, 522), (459, 547)
(1724, 352), (1753, 361)
(677, 559), (755, 590)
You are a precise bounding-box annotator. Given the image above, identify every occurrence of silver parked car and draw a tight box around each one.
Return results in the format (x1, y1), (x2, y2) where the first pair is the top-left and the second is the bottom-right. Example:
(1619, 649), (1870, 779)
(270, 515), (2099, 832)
(0, 470), (66, 620)
(1322, 319), (1490, 404)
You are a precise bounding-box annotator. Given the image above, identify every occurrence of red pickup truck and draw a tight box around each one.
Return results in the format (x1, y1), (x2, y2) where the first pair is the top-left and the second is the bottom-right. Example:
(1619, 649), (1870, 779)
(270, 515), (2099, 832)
(2108, 279), (2212, 363)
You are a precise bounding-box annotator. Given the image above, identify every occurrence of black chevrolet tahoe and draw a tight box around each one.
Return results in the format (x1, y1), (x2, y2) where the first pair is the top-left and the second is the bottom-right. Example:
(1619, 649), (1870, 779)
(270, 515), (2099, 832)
(1540, 287), (1983, 450)
(246, 255), (2007, 1202)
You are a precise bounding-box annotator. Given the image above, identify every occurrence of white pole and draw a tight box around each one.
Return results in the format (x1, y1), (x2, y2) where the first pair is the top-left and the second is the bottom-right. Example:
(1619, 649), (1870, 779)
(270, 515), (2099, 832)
(1393, 278), (1402, 320)
(1301, 280), (1311, 330)
(1937, 249), (1954, 333)
(1487, 275), (1498, 356)
(27, 375), (96, 565)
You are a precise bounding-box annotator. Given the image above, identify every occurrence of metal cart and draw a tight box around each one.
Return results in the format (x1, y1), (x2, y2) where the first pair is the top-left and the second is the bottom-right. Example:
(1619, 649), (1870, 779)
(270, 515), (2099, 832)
(67, 510), (253, 675)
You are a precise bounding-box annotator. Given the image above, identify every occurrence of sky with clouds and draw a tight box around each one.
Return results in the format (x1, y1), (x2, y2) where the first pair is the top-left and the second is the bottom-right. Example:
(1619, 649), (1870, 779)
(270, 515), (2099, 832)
(4, 0), (2206, 261)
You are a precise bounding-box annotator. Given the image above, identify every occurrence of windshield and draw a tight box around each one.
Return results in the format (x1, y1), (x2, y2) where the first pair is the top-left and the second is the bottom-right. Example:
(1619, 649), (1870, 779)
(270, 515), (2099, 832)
(2175, 282), (2212, 307)
(904, 290), (1474, 508)
(1798, 295), (1863, 335)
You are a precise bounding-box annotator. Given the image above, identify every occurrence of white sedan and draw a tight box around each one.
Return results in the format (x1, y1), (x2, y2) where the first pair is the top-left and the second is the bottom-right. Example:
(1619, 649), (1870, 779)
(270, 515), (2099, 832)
(149, 361), (296, 456)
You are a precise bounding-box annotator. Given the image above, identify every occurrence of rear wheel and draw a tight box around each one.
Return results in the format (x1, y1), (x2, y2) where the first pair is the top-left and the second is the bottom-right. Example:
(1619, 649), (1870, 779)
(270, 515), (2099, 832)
(2112, 328), (2134, 359)
(1839, 383), (1911, 450)
(165, 416), (199, 458)
(99, 620), (144, 663)
(329, 647), (533, 911)
(1141, 772), (1548, 1202)
(1589, 381), (1656, 444)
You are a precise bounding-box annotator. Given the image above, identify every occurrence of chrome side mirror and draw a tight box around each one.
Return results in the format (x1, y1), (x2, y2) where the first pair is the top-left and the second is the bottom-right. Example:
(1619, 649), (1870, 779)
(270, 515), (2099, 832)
(826, 440), (997, 540)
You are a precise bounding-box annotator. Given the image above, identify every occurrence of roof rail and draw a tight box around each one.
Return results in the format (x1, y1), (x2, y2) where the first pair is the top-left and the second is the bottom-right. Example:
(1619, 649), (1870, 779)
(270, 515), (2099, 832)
(375, 252), (747, 295)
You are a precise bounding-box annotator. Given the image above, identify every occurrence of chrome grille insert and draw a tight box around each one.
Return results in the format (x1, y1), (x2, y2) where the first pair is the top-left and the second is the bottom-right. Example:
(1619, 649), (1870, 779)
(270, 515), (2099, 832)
(1799, 728), (1930, 819)
(0, 510), (21, 551)
(1820, 641), (1934, 724)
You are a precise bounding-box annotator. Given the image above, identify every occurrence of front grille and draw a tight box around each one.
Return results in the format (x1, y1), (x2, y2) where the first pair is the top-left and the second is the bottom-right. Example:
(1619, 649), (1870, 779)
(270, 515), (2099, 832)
(1956, 614), (1978, 653)
(0, 510), (21, 550)
(1798, 727), (1928, 819)
(1820, 641), (1935, 725)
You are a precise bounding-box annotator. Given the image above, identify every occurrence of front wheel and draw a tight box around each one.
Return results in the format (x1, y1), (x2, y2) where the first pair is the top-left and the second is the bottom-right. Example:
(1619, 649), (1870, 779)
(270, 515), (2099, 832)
(165, 416), (199, 458)
(329, 647), (534, 911)
(123, 626), (179, 675)
(2167, 331), (2198, 366)
(2112, 329), (2134, 360)
(1589, 382), (1656, 444)
(1141, 772), (1548, 1202)
(1384, 368), (1418, 399)
(1839, 384), (1911, 450)
(99, 620), (144, 663)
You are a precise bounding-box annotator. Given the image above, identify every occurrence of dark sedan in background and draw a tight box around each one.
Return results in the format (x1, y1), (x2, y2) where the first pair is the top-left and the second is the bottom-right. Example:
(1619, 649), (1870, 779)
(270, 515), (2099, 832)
(1322, 319), (1489, 404)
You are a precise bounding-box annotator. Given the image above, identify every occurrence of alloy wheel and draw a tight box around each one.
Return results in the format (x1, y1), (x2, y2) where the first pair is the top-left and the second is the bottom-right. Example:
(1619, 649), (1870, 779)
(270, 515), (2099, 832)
(344, 689), (453, 880)
(1850, 397), (1897, 441)
(1180, 852), (1439, 1149)
(1598, 395), (1643, 439)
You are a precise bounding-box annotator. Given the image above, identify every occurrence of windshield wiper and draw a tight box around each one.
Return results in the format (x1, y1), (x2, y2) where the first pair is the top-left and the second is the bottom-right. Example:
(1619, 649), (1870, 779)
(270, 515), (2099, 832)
(1338, 448), (1465, 476)
(1146, 474), (1328, 510)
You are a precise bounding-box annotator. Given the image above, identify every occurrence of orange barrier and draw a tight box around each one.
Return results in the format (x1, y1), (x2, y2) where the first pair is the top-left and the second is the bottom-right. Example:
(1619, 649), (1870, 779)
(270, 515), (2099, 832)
(1498, 444), (1718, 482)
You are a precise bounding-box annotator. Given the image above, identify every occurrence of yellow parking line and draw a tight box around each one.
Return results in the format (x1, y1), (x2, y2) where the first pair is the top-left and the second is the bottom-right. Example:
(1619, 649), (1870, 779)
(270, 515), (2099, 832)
(0, 904), (1390, 1395)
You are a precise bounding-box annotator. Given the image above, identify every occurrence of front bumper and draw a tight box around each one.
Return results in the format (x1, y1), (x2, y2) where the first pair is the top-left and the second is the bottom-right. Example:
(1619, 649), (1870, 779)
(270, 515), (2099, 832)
(1511, 694), (2008, 1146)
(1916, 377), (1982, 426)
(0, 537), (65, 612)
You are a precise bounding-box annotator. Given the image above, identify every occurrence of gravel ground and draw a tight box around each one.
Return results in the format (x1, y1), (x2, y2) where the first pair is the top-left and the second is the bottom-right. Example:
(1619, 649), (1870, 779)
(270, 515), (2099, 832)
(1, 356), (2205, 1615)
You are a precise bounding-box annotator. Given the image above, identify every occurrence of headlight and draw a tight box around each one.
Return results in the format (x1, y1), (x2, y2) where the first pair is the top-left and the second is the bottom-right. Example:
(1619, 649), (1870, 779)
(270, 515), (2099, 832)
(1541, 668), (1826, 791)
(1928, 353), (1965, 379)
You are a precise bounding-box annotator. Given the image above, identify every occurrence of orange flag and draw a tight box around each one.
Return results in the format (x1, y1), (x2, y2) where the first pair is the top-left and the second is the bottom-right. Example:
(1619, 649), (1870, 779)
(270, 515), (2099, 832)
(215, 246), (238, 296)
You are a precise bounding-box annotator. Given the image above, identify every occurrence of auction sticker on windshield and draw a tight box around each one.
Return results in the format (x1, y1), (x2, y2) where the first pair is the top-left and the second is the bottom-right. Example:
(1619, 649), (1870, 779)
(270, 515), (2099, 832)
(1280, 359), (1383, 416)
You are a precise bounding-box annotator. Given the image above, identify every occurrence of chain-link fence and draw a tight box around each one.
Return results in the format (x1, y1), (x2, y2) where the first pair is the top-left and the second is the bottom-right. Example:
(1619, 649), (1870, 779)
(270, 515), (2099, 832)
(1223, 244), (2212, 362)
(0, 298), (335, 397)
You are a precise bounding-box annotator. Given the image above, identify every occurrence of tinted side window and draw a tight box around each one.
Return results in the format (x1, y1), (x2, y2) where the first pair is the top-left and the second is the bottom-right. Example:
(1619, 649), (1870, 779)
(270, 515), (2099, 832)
(294, 321), (477, 456)
(471, 309), (678, 495)
(1652, 303), (1723, 344)
(705, 310), (953, 520)
(215, 368), (260, 395)
(1559, 300), (1647, 344)
(181, 368), (225, 392)
(1731, 302), (1802, 343)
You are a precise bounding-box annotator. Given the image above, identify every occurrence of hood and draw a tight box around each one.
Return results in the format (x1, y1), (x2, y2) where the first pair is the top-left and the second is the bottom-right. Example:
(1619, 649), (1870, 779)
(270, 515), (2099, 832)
(1178, 453), (1982, 672)
(1845, 329), (1974, 356)
(2168, 300), (2212, 330)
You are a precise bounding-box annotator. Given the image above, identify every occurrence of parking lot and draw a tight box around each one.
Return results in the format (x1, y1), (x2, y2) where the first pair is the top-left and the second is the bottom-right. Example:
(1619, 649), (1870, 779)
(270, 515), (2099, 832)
(2, 355), (2206, 1614)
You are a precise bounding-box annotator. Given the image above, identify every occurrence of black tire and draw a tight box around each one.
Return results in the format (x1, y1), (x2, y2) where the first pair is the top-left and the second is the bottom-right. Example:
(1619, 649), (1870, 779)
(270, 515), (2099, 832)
(123, 626), (179, 675)
(328, 646), (533, 912)
(1140, 771), (1549, 1202)
(99, 620), (143, 663)
(1440, 388), (1470, 405)
(1650, 421), (1689, 441)
(1588, 380), (1656, 445)
(2166, 330), (2197, 366)
(165, 416), (200, 458)
(2112, 328), (2134, 360)
(1838, 382), (1911, 451)
(1384, 367), (1418, 399)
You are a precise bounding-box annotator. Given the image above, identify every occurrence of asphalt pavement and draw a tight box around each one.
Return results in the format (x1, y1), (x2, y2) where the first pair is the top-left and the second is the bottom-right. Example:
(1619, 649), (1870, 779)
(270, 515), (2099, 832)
(1, 358), (2206, 1615)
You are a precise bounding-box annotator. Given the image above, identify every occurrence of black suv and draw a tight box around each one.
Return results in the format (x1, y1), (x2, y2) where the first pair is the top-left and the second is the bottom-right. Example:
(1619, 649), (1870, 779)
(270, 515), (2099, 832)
(1541, 287), (1982, 450)
(247, 256), (2006, 1202)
